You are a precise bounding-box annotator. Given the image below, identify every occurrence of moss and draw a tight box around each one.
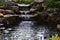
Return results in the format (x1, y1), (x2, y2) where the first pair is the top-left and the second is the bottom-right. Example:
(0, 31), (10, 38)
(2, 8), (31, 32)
(13, 0), (34, 4)
(12, 0), (19, 3)
(22, 0), (33, 4)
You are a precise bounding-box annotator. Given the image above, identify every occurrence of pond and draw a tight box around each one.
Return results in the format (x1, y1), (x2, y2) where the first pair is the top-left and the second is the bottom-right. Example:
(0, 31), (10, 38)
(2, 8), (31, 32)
(0, 20), (57, 40)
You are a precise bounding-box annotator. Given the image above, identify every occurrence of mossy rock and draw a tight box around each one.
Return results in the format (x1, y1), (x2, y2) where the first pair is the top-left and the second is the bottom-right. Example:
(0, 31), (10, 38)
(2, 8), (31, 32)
(12, 0), (19, 3)
(19, 0), (34, 4)
(12, 0), (34, 4)
(23, 0), (33, 4)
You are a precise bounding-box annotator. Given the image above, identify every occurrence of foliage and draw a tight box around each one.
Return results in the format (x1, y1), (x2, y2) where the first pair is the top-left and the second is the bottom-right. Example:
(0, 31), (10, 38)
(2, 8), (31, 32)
(46, 0), (60, 8)
(0, 1), (5, 6)
(55, 1), (60, 8)
(12, 0), (34, 4)
(48, 34), (60, 40)
(21, 0), (33, 4)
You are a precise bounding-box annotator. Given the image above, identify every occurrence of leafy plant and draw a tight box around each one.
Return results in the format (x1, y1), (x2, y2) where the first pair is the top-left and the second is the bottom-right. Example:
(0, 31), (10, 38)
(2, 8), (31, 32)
(0, 1), (5, 6)
(46, 0), (60, 8)
(55, 1), (60, 8)
(48, 34), (60, 40)
(46, 0), (56, 8)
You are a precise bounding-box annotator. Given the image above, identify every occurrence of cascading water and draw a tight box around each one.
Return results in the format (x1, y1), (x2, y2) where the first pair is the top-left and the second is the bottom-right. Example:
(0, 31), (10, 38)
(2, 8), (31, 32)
(23, 11), (30, 20)
(19, 10), (31, 20)
(0, 1), (51, 40)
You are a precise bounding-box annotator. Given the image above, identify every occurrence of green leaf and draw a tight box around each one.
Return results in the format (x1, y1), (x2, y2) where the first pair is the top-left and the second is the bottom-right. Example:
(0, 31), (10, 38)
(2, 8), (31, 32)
(0, 1), (5, 6)
(46, 0), (56, 8)
(46, 0), (60, 8)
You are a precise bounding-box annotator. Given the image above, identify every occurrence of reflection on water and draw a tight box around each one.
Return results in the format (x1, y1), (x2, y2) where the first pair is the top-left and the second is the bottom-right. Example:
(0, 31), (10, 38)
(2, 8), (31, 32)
(1, 21), (49, 40)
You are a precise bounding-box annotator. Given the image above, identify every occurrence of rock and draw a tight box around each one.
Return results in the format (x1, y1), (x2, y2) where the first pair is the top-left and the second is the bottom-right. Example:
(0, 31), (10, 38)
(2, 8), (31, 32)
(0, 9), (6, 15)
(57, 24), (60, 30)
(0, 13), (4, 16)
(5, 10), (14, 14)
(48, 14), (53, 16)
(34, 0), (44, 3)
(4, 30), (9, 33)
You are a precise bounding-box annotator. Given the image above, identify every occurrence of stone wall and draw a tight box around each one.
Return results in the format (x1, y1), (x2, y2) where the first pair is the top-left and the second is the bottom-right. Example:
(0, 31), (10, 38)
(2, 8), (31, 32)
(2, 0), (44, 2)
(1, 0), (12, 2)
(34, 0), (44, 2)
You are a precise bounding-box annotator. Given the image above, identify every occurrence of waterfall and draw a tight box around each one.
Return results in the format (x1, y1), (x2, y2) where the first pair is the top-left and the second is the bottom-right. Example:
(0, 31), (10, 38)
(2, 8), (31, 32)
(0, 2), (50, 40)
(20, 10), (30, 20)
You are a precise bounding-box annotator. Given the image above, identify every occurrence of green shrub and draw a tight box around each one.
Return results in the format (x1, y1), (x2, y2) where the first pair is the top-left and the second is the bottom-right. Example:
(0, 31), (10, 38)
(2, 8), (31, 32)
(46, 0), (56, 8)
(55, 1), (60, 8)
(0, 1), (5, 6)
(46, 0), (60, 8)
